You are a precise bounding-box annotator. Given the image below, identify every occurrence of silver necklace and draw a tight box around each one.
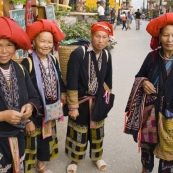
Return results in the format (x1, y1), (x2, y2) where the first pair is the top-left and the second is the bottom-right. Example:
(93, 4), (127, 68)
(159, 50), (173, 61)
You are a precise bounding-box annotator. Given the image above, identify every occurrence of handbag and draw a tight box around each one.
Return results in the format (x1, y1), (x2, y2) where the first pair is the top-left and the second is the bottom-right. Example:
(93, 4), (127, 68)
(92, 86), (115, 121)
(45, 100), (63, 122)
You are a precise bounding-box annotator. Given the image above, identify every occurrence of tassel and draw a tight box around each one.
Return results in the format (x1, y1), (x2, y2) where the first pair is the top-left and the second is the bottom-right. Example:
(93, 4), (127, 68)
(150, 37), (159, 62)
(54, 42), (59, 51)
(123, 112), (128, 133)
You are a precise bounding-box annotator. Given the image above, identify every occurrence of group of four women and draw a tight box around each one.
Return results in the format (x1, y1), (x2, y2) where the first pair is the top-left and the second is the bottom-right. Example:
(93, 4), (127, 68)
(1, 11), (173, 173)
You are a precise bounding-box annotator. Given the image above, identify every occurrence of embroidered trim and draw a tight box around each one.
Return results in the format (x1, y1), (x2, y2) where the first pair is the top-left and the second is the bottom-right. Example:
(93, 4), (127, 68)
(39, 58), (58, 100)
(68, 119), (88, 133)
(67, 90), (79, 108)
(96, 24), (111, 32)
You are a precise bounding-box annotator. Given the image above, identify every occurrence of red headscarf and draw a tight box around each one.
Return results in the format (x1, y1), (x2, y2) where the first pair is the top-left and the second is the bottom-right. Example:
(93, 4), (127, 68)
(91, 21), (113, 36)
(0, 17), (31, 50)
(146, 13), (173, 50)
(26, 19), (65, 42)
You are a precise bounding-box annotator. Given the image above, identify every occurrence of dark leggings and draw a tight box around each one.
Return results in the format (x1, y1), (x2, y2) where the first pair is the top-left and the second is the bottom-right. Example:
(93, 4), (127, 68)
(141, 148), (173, 173)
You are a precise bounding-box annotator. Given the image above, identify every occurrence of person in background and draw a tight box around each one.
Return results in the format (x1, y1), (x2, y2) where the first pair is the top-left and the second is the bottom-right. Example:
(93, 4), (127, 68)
(110, 7), (116, 24)
(65, 21), (113, 173)
(134, 9), (141, 30)
(127, 11), (132, 29)
(124, 13), (173, 173)
(121, 12), (127, 30)
(97, 1), (105, 22)
(0, 17), (40, 173)
(22, 19), (66, 173)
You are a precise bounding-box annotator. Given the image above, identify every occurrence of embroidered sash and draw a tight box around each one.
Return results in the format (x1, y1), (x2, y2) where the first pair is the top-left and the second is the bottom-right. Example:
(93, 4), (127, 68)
(8, 137), (20, 173)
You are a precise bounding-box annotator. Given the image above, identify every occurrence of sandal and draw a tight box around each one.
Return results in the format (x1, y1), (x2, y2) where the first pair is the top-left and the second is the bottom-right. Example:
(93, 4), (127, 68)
(67, 164), (77, 173)
(36, 165), (52, 173)
(93, 160), (107, 171)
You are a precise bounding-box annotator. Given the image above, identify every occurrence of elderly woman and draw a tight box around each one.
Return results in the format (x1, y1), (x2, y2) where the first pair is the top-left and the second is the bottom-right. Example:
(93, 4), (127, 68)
(124, 13), (173, 173)
(65, 21), (114, 173)
(21, 19), (66, 173)
(0, 17), (39, 173)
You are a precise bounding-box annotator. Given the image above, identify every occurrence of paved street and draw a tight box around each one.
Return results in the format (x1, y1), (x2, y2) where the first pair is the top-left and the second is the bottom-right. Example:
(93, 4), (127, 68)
(33, 20), (159, 173)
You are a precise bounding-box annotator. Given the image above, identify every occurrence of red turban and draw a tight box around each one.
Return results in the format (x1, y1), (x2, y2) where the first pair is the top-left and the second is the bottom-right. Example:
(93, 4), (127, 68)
(91, 22), (113, 36)
(0, 17), (31, 50)
(26, 19), (65, 42)
(146, 13), (173, 50)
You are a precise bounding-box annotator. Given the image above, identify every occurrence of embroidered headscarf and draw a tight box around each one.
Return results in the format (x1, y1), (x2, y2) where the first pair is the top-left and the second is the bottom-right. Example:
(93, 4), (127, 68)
(91, 21), (113, 36)
(146, 12), (173, 50)
(26, 19), (65, 42)
(0, 17), (31, 50)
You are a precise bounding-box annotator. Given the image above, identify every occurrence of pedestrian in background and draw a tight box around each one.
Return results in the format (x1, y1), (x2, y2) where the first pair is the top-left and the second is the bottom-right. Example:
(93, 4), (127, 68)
(124, 13), (173, 173)
(134, 9), (141, 30)
(121, 12), (127, 30)
(22, 19), (66, 173)
(97, 1), (105, 22)
(127, 11), (132, 29)
(65, 21), (114, 173)
(110, 7), (116, 24)
(0, 17), (40, 173)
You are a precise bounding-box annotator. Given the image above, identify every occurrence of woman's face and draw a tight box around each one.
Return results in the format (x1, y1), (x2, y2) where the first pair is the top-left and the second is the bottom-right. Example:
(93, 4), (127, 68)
(0, 39), (15, 64)
(159, 25), (173, 53)
(90, 31), (109, 53)
(34, 31), (54, 58)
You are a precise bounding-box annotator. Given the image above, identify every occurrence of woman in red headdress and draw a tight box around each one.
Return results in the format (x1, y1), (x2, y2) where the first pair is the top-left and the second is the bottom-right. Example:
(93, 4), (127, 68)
(124, 13), (173, 173)
(21, 19), (66, 173)
(0, 17), (40, 173)
(65, 21), (114, 173)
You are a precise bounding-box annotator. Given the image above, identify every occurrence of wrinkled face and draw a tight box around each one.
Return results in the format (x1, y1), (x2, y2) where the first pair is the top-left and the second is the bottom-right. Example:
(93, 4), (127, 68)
(34, 31), (54, 58)
(0, 39), (15, 64)
(159, 25), (173, 53)
(90, 31), (109, 52)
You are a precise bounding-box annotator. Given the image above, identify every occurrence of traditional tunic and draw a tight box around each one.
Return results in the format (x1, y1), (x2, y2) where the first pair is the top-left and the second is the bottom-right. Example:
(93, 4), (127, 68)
(125, 49), (173, 173)
(0, 60), (39, 173)
(21, 53), (66, 173)
(65, 44), (112, 162)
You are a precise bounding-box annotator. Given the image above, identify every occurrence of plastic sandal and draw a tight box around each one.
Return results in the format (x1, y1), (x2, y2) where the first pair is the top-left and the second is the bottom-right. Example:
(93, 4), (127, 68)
(67, 164), (77, 173)
(94, 160), (107, 171)
(36, 165), (52, 173)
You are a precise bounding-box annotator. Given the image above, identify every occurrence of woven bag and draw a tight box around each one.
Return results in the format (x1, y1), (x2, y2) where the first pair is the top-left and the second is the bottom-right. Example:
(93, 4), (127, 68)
(58, 45), (79, 85)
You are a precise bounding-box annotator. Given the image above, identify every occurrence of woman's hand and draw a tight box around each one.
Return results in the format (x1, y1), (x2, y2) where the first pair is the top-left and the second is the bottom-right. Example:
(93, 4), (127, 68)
(20, 103), (33, 120)
(26, 121), (35, 136)
(68, 109), (79, 120)
(142, 80), (156, 95)
(0, 110), (23, 125)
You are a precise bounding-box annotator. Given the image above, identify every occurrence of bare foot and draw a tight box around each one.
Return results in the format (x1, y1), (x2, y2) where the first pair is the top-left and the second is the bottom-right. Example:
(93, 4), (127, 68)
(142, 167), (147, 173)
(36, 160), (50, 173)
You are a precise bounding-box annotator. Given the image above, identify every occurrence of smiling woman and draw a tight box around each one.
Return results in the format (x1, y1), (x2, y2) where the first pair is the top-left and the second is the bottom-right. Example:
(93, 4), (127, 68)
(0, 39), (15, 64)
(21, 19), (66, 173)
(0, 17), (40, 173)
(124, 12), (173, 173)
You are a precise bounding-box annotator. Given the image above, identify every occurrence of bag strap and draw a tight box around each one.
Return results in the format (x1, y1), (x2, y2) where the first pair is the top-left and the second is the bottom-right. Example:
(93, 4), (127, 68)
(81, 45), (86, 59)
(18, 64), (25, 77)
(26, 57), (32, 73)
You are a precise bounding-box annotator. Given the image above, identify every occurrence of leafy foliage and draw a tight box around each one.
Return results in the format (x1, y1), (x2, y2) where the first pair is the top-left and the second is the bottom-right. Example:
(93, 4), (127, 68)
(55, 9), (70, 20)
(60, 21), (92, 41)
(38, 0), (49, 2)
(166, 0), (173, 6)
(9, 0), (26, 4)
